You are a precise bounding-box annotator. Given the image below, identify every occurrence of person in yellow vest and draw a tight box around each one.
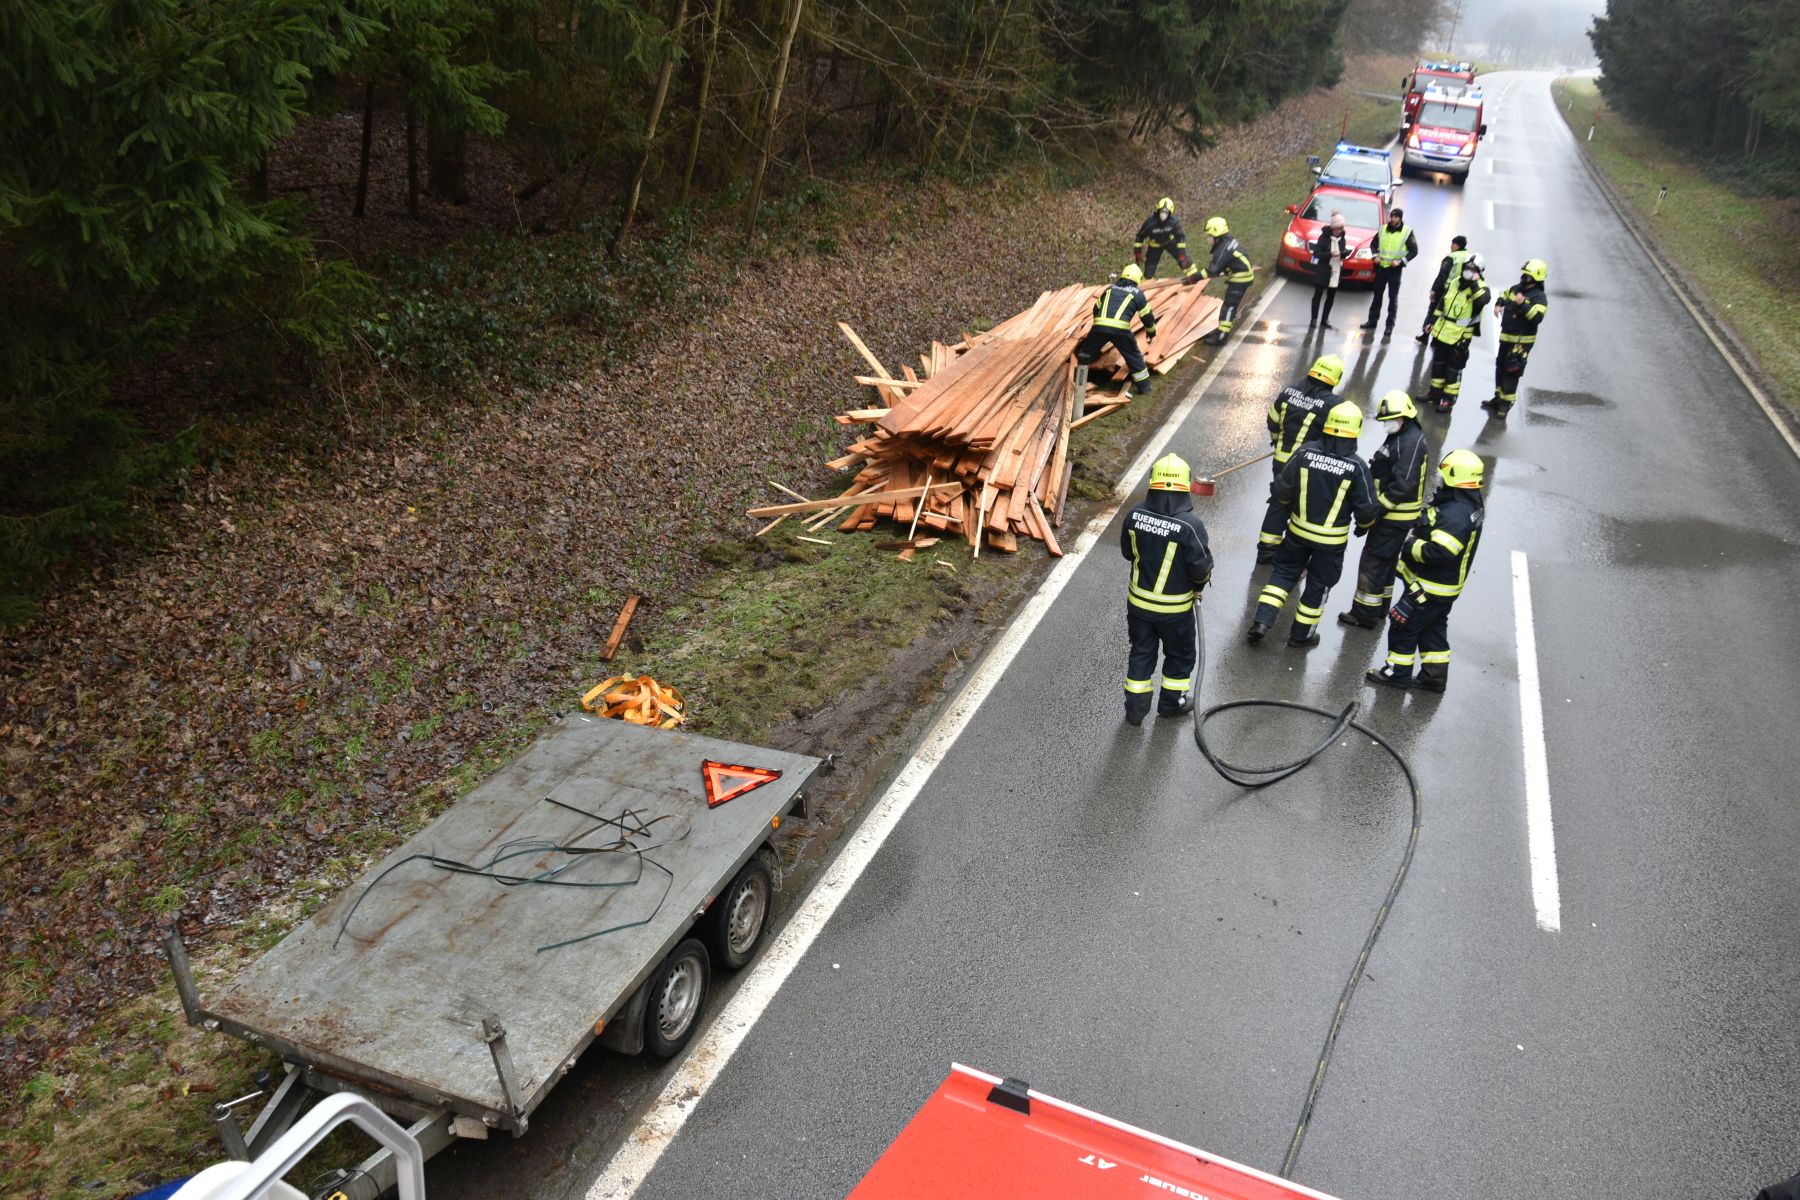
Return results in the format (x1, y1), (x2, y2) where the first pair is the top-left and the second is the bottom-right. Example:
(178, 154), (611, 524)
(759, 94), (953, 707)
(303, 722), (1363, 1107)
(1424, 253), (1490, 412)
(1075, 263), (1159, 396)
(1360, 207), (1419, 341)
(1196, 217), (1256, 345)
(1366, 449), (1485, 693)
(1120, 454), (1213, 725)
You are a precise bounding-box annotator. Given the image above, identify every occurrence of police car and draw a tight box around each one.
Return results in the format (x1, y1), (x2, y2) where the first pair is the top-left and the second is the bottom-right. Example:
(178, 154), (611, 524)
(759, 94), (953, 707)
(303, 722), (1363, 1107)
(1308, 142), (1399, 203)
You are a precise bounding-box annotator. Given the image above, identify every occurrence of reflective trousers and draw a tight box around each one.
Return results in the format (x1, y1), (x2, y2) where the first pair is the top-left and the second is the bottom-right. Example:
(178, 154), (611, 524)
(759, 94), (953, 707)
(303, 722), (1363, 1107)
(1384, 590), (1453, 687)
(1366, 265), (1403, 329)
(1077, 326), (1152, 391)
(1494, 342), (1532, 407)
(1215, 280), (1251, 338)
(1428, 337), (1469, 405)
(1259, 458), (1291, 550)
(1350, 522), (1410, 620)
(1253, 535), (1344, 638)
(1125, 607), (1197, 720)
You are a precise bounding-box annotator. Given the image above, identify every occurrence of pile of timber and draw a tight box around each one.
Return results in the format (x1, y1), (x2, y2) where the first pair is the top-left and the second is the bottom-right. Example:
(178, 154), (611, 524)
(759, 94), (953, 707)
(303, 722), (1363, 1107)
(747, 278), (1221, 557)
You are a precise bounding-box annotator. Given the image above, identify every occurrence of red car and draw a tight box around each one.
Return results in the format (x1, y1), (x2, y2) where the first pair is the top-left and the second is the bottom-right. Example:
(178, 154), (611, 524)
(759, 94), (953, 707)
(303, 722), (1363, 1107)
(1277, 183), (1386, 286)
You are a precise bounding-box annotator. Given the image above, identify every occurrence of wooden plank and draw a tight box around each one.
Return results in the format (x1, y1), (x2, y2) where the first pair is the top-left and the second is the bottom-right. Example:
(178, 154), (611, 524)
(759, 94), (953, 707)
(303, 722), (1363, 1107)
(746, 481), (961, 517)
(835, 408), (891, 424)
(837, 322), (894, 380)
(767, 481), (810, 502)
(1069, 401), (1127, 431)
(601, 596), (641, 661)
(856, 375), (926, 389)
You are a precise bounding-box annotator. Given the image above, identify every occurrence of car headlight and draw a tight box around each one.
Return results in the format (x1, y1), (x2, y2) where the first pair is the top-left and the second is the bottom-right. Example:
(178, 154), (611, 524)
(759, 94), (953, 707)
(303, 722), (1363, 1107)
(1351, 246), (1372, 260)
(1283, 232), (1305, 250)
(1459, 140), (1475, 155)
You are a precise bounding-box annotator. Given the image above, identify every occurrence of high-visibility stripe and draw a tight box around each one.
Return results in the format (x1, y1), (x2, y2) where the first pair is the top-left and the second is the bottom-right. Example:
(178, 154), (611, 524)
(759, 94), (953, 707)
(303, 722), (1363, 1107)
(1499, 332), (1537, 344)
(1277, 411), (1318, 459)
(1124, 678), (1155, 694)
(1296, 603), (1323, 620)
(1387, 650), (1416, 667)
(1353, 589), (1390, 606)
(1257, 585), (1289, 606)
(1126, 533), (1192, 612)
(1419, 650), (1452, 664)
(1258, 531), (1284, 546)
(1288, 472), (1352, 545)
(1160, 676), (1193, 692)
(1128, 594), (1193, 614)
(1151, 542), (1176, 595)
(1429, 528), (1465, 554)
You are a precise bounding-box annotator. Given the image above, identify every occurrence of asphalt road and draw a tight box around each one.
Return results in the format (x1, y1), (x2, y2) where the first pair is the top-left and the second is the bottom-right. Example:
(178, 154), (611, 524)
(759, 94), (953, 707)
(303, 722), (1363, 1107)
(497, 72), (1800, 1200)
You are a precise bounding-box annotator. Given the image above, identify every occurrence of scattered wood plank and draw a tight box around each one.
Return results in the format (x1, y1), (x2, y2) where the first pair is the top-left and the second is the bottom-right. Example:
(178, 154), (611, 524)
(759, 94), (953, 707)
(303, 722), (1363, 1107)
(837, 322), (894, 380)
(746, 481), (961, 517)
(854, 375), (926, 389)
(601, 595), (641, 662)
(1070, 401), (1128, 431)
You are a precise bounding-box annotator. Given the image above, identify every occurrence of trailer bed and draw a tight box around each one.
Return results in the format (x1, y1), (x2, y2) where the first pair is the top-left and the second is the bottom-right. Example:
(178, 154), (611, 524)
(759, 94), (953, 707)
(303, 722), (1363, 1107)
(200, 716), (819, 1126)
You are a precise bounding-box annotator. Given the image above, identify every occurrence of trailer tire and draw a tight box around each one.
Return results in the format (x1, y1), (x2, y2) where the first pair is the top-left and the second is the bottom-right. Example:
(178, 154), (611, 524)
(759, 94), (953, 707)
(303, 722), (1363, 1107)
(703, 858), (773, 970)
(643, 939), (711, 1059)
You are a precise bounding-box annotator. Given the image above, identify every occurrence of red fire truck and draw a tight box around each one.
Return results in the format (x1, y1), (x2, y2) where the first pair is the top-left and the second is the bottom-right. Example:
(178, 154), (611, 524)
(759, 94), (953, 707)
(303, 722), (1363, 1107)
(1401, 59), (1476, 127)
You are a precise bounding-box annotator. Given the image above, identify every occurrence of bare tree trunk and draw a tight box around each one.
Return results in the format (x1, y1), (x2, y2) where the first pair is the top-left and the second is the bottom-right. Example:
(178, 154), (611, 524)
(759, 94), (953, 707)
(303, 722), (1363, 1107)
(743, 0), (805, 243)
(405, 98), (421, 220)
(354, 80), (375, 217)
(613, 0), (691, 255)
(679, 0), (726, 206)
(428, 121), (470, 204)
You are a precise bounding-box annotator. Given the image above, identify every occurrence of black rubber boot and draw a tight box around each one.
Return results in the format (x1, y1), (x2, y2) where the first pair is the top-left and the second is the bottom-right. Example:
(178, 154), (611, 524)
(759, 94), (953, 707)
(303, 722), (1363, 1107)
(1255, 546), (1277, 565)
(1359, 320), (1378, 330)
(1415, 667), (1448, 693)
(1337, 610), (1381, 629)
(1287, 626), (1321, 648)
(1159, 694), (1196, 718)
(1247, 621), (1270, 645)
(1365, 666), (1412, 689)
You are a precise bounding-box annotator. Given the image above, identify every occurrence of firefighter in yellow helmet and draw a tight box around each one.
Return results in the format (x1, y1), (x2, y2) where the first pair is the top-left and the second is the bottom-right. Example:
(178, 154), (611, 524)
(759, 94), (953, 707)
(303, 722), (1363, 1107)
(1482, 258), (1549, 419)
(1133, 197), (1202, 284)
(1195, 216), (1256, 345)
(1076, 263), (1160, 397)
(1120, 454), (1213, 725)
(1367, 448), (1485, 692)
(1340, 390), (1428, 629)
(1248, 401), (1379, 648)
(1257, 353), (1344, 563)
(1424, 252), (1491, 412)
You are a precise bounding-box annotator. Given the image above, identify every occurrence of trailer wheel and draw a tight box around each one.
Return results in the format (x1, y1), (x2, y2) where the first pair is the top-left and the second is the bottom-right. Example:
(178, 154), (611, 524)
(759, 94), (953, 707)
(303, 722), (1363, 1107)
(704, 858), (773, 970)
(644, 939), (711, 1058)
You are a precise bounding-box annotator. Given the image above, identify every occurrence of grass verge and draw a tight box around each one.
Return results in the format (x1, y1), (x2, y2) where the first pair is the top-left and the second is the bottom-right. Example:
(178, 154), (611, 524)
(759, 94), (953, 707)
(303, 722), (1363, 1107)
(1553, 77), (1800, 411)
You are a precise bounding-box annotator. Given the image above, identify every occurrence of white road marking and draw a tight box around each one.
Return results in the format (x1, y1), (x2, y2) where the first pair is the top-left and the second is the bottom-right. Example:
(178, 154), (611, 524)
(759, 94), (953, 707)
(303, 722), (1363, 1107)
(582, 281), (1289, 1200)
(1485, 199), (1496, 230)
(1511, 550), (1562, 933)
(1485, 157), (1493, 175)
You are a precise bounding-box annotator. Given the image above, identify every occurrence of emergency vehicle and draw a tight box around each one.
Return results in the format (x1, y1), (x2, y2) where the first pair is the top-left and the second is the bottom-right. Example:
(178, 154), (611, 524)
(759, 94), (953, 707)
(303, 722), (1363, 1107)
(1278, 182), (1386, 285)
(1309, 142), (1399, 203)
(1401, 84), (1487, 184)
(1401, 60), (1476, 127)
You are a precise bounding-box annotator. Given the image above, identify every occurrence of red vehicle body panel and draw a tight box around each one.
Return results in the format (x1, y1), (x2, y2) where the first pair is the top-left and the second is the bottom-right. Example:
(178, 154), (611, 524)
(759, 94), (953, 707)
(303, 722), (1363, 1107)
(850, 1064), (1346, 1200)
(1276, 184), (1385, 285)
(1402, 69), (1474, 125)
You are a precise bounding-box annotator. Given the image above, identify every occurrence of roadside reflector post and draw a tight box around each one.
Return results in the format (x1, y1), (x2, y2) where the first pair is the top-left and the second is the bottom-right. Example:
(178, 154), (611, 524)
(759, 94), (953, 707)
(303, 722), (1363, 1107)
(1653, 185), (1668, 216)
(1587, 124), (1595, 142)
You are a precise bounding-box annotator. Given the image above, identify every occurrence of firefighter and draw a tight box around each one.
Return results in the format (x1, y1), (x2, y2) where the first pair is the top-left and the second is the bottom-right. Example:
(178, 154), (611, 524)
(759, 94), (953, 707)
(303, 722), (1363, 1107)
(1196, 217), (1256, 345)
(1482, 258), (1549, 419)
(1076, 263), (1159, 396)
(1415, 235), (1471, 343)
(1360, 207), (1418, 341)
(1366, 448), (1485, 693)
(1257, 353), (1344, 564)
(1339, 390), (1427, 629)
(1248, 401), (1379, 648)
(1134, 197), (1202, 284)
(1120, 454), (1214, 725)
(1424, 253), (1490, 413)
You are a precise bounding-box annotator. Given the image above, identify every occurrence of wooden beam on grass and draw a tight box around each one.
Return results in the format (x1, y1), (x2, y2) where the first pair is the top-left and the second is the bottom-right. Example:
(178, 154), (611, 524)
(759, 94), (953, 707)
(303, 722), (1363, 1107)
(837, 322), (894, 380)
(601, 595), (641, 661)
(746, 481), (961, 517)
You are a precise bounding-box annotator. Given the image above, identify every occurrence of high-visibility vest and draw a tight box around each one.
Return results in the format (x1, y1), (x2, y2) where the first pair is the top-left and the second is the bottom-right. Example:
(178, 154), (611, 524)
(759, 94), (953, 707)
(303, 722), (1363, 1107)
(1375, 226), (1411, 268)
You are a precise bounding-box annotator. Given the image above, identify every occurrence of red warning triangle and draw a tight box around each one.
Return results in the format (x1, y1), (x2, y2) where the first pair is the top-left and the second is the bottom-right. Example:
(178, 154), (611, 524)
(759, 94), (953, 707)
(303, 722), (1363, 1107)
(702, 759), (782, 808)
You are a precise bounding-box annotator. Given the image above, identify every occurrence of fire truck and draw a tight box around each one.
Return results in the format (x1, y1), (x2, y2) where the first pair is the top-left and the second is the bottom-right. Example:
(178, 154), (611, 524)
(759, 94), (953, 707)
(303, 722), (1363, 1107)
(1400, 59), (1476, 127)
(1401, 84), (1488, 184)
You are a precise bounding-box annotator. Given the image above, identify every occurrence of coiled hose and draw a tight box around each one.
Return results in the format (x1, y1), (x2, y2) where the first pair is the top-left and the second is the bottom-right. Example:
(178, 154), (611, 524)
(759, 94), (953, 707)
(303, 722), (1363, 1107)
(1187, 607), (1423, 1179)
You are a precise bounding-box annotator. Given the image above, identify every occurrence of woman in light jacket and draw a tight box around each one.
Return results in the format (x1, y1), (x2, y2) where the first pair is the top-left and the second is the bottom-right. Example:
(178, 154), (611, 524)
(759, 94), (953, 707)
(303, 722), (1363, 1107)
(1310, 212), (1351, 331)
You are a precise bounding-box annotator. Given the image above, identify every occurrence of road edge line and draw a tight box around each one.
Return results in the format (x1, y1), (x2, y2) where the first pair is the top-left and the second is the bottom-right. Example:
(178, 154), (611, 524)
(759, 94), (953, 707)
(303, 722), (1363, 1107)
(1510, 549), (1561, 933)
(580, 278), (1289, 1200)
(1553, 82), (1800, 462)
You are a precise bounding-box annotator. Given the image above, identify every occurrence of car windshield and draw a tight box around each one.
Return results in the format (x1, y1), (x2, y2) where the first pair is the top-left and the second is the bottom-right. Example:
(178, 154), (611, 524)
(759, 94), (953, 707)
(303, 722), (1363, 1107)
(1418, 101), (1479, 131)
(1411, 73), (1466, 95)
(1301, 194), (1380, 228)
(1324, 156), (1391, 185)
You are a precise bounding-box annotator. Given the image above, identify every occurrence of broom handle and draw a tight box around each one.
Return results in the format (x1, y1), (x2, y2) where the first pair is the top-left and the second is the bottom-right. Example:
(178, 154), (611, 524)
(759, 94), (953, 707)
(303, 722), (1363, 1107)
(1210, 450), (1275, 480)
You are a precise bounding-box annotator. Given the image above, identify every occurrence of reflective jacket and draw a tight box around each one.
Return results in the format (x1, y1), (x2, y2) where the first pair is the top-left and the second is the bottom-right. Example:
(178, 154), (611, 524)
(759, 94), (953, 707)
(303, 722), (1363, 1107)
(1370, 419), (1428, 523)
(1430, 276), (1490, 346)
(1134, 209), (1188, 253)
(1092, 279), (1158, 334)
(1429, 249), (1472, 297)
(1373, 223), (1419, 269)
(1272, 435), (1380, 548)
(1120, 489), (1213, 615)
(1204, 235), (1256, 283)
(1399, 486), (1484, 599)
(1266, 378), (1338, 464)
(1496, 279), (1548, 345)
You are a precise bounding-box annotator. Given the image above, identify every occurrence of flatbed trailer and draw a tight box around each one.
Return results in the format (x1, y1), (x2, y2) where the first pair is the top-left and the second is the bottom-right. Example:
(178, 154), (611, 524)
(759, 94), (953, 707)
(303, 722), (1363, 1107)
(164, 715), (822, 1198)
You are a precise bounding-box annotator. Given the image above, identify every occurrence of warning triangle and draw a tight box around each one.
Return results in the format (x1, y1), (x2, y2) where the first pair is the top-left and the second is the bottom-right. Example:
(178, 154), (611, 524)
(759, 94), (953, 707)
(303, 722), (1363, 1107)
(702, 759), (782, 808)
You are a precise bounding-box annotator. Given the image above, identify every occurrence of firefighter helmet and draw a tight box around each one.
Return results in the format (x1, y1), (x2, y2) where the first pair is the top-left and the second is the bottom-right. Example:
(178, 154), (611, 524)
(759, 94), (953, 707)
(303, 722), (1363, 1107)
(1157, 196), (1175, 213)
(1376, 389), (1418, 422)
(1522, 258), (1548, 282)
(1463, 252), (1485, 276)
(1204, 216), (1229, 237)
(1322, 401), (1363, 439)
(1120, 263), (1145, 284)
(1439, 448), (1484, 488)
(1307, 354), (1345, 388)
(1149, 453), (1192, 492)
